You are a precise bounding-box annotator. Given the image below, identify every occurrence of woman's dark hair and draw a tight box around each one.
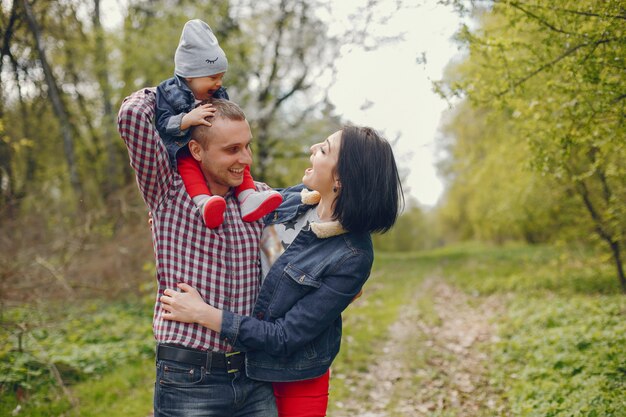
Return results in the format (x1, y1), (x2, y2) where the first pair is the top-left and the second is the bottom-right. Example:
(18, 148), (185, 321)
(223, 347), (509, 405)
(333, 126), (404, 234)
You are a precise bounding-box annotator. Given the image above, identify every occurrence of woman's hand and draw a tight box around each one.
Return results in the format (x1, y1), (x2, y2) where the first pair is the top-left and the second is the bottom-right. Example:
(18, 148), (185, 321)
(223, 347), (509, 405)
(160, 283), (222, 331)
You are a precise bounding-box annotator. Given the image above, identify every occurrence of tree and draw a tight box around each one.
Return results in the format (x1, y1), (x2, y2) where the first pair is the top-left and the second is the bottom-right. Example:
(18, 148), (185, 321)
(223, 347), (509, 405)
(21, 0), (82, 199)
(93, 0), (121, 197)
(0, 0), (401, 222)
(117, 0), (396, 185)
(1, 0), (131, 215)
(438, 0), (626, 291)
(436, 99), (580, 245)
(373, 199), (437, 252)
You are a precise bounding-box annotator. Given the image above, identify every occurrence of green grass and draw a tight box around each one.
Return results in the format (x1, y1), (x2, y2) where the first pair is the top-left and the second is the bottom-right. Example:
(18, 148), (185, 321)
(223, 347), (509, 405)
(436, 243), (621, 295)
(0, 358), (154, 417)
(329, 243), (625, 415)
(70, 357), (154, 417)
(2, 243), (624, 416)
(491, 295), (626, 416)
(0, 299), (155, 416)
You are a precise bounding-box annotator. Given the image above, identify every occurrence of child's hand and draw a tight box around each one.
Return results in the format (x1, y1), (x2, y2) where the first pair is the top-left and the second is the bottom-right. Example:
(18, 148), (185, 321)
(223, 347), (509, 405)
(181, 104), (216, 130)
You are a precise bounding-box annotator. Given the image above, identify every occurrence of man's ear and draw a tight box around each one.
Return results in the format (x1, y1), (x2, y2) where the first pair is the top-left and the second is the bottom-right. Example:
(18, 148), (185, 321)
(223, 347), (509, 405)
(188, 140), (203, 162)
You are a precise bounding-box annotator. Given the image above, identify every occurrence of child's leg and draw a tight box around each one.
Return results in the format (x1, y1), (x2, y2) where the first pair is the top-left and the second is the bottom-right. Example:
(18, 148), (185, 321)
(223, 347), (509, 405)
(177, 150), (210, 197)
(272, 370), (330, 417)
(177, 151), (225, 229)
(236, 165), (256, 193)
(236, 166), (283, 222)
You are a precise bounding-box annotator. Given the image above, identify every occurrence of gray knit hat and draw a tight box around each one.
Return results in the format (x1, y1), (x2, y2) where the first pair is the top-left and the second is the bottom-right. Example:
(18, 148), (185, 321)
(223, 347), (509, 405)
(174, 19), (228, 78)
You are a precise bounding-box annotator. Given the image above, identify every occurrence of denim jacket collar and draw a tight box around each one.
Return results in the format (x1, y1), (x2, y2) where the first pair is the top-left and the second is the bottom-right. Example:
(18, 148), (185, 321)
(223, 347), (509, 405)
(173, 74), (192, 92)
(265, 185), (347, 238)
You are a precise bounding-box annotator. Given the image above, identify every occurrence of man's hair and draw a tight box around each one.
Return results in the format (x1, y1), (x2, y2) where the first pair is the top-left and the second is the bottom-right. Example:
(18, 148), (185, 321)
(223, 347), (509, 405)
(332, 126), (404, 234)
(191, 99), (246, 147)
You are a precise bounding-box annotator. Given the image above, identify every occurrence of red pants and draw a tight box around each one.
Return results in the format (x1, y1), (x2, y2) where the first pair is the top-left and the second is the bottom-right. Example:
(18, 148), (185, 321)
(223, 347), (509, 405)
(272, 370), (330, 417)
(177, 151), (254, 198)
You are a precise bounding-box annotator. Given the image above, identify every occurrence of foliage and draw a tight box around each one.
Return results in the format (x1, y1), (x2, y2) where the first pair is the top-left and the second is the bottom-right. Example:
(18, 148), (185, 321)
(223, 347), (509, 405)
(0, 0), (128, 207)
(436, 0), (626, 290)
(0, 357), (154, 417)
(1, 0), (397, 219)
(115, 0), (384, 186)
(436, 101), (583, 244)
(373, 200), (441, 252)
(492, 295), (626, 416)
(0, 299), (154, 398)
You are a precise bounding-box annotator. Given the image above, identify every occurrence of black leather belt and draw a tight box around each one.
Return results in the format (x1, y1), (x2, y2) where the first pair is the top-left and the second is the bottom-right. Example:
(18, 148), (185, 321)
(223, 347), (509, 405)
(157, 344), (245, 373)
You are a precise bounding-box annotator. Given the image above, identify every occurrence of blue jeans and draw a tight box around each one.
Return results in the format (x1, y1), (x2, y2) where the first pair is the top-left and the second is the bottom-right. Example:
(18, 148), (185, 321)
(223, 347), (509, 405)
(154, 359), (277, 417)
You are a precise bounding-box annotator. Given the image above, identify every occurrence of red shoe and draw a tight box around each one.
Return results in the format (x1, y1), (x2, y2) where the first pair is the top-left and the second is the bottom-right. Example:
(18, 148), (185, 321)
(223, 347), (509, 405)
(202, 196), (226, 229)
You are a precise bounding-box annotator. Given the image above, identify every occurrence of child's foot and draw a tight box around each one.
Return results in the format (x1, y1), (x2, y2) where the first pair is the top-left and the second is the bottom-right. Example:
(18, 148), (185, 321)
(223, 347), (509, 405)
(239, 190), (283, 222)
(201, 196), (227, 228)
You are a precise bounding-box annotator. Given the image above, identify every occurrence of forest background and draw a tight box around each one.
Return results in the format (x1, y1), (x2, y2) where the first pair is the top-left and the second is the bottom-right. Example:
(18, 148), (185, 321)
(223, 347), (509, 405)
(0, 0), (624, 415)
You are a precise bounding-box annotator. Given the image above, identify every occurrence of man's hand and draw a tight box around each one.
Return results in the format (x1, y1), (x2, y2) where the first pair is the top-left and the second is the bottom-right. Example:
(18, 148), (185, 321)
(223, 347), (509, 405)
(180, 104), (216, 131)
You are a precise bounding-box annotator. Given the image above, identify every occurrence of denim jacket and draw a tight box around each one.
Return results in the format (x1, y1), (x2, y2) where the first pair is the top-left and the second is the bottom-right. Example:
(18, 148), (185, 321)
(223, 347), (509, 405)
(220, 184), (374, 382)
(155, 75), (229, 167)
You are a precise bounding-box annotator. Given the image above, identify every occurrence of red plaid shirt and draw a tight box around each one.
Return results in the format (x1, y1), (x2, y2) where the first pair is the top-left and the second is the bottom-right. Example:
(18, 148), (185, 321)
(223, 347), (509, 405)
(118, 88), (265, 352)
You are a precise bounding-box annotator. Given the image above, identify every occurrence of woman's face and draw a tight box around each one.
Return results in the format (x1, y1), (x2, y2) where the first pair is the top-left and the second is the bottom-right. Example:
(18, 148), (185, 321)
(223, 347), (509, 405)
(302, 130), (341, 194)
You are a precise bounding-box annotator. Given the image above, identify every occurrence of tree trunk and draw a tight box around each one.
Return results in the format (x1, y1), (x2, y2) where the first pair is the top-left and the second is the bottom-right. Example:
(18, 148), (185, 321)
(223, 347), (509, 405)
(608, 241), (626, 293)
(93, 0), (121, 198)
(0, 0), (18, 75)
(0, 1), (19, 213)
(575, 179), (626, 293)
(21, 0), (82, 200)
(10, 53), (34, 188)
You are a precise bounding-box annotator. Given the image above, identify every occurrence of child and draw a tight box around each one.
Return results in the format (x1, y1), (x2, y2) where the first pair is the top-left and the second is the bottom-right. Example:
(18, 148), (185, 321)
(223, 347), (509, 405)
(155, 19), (282, 228)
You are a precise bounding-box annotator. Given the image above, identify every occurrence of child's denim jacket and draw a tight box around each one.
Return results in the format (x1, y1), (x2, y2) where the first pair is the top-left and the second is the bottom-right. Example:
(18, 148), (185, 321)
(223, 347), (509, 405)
(220, 184), (374, 382)
(155, 75), (228, 167)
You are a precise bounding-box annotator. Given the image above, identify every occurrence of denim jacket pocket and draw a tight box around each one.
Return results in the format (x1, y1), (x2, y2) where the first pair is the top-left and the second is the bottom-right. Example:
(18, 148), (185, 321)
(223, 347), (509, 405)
(284, 264), (321, 288)
(268, 265), (320, 319)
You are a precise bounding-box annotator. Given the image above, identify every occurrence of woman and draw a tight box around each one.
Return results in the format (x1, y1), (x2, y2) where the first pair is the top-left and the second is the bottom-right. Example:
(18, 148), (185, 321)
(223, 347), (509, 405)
(160, 126), (403, 416)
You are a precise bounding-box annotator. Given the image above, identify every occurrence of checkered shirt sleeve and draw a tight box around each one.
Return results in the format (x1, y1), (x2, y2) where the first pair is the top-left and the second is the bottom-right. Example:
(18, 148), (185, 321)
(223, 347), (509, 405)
(118, 88), (172, 210)
(117, 88), (267, 352)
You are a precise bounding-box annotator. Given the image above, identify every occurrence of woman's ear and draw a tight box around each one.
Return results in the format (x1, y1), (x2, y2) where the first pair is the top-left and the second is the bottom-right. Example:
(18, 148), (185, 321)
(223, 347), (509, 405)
(333, 179), (341, 193)
(188, 140), (203, 162)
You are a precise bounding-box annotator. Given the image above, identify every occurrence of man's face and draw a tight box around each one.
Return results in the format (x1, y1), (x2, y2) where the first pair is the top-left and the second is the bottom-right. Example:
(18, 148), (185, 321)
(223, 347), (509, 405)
(190, 118), (253, 196)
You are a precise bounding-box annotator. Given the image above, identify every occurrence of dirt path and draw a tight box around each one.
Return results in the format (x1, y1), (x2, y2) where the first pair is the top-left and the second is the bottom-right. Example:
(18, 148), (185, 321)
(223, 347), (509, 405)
(332, 277), (506, 416)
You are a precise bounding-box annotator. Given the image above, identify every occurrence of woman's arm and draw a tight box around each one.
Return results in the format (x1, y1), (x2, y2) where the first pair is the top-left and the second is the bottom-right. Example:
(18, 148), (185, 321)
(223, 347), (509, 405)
(161, 250), (372, 357)
(224, 255), (368, 356)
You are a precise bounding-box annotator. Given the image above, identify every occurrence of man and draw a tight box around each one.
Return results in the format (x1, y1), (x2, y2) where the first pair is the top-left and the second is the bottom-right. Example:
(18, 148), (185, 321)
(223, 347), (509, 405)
(118, 89), (277, 417)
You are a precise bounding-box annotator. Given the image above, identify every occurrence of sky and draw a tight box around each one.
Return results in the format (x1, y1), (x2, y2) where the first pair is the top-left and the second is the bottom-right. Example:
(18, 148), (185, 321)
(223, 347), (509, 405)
(101, 0), (463, 207)
(325, 2), (463, 206)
